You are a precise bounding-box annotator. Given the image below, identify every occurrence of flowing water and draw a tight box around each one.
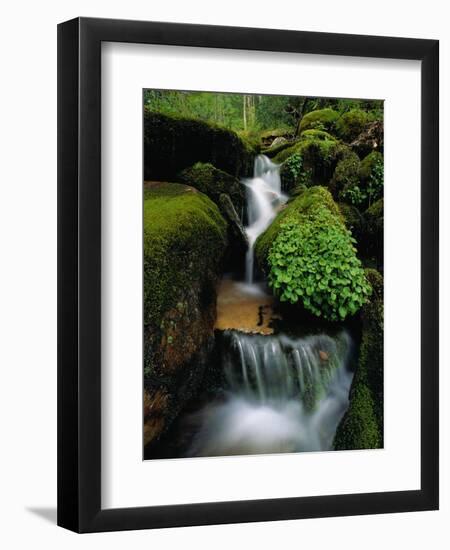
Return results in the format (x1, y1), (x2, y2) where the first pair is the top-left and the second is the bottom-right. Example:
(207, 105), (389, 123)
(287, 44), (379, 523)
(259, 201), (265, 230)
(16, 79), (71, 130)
(244, 155), (287, 284)
(183, 156), (354, 458)
(145, 155), (354, 459)
(188, 330), (354, 456)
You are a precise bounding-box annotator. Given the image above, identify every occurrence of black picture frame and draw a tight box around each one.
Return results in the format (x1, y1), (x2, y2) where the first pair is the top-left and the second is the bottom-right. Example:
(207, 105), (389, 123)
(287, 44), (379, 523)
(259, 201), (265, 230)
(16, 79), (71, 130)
(57, 16), (439, 533)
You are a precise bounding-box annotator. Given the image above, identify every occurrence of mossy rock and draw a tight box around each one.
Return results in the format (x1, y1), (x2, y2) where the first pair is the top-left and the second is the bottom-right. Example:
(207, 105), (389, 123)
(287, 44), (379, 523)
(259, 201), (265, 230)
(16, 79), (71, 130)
(362, 198), (384, 268)
(359, 151), (383, 182)
(333, 382), (381, 449)
(300, 129), (335, 141)
(144, 110), (254, 181)
(279, 152), (312, 193)
(263, 139), (297, 159)
(338, 202), (364, 245)
(299, 108), (340, 133)
(329, 151), (361, 198)
(178, 162), (245, 215)
(335, 109), (370, 142)
(334, 269), (384, 450)
(143, 182), (228, 445)
(255, 186), (371, 321)
(273, 133), (347, 186)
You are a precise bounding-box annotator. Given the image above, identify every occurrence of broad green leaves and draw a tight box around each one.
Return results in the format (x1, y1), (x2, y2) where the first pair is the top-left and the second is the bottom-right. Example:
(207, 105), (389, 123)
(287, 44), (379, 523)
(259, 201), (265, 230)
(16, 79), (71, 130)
(267, 205), (372, 321)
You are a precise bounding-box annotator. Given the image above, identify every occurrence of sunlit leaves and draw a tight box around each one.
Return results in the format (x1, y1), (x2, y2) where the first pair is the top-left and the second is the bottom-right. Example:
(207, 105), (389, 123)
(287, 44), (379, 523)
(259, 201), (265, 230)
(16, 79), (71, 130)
(267, 206), (372, 321)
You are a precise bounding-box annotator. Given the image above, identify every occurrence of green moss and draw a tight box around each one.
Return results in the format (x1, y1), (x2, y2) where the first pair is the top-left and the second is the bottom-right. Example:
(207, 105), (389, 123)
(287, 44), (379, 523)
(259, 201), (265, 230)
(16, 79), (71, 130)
(335, 109), (369, 142)
(299, 108), (340, 133)
(334, 269), (384, 450)
(260, 128), (292, 139)
(273, 132), (345, 185)
(338, 202), (364, 244)
(144, 110), (254, 181)
(333, 383), (381, 449)
(330, 151), (361, 198)
(362, 199), (384, 268)
(256, 187), (371, 321)
(300, 129), (335, 141)
(263, 139), (297, 159)
(359, 151), (383, 182)
(178, 162), (245, 214)
(279, 152), (311, 193)
(143, 182), (228, 378)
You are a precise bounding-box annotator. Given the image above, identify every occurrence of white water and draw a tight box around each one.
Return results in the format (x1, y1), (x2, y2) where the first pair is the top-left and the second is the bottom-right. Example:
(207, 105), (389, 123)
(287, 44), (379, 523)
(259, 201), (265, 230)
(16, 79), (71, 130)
(243, 155), (287, 284)
(188, 331), (354, 456)
(183, 155), (354, 458)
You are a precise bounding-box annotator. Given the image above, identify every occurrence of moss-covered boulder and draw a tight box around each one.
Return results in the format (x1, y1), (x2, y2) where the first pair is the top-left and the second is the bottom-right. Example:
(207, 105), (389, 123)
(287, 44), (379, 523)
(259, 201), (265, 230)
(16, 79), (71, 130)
(338, 202), (364, 245)
(359, 151), (383, 183)
(362, 198), (384, 268)
(255, 187), (371, 321)
(335, 109), (370, 142)
(144, 110), (254, 181)
(299, 108), (340, 133)
(329, 151), (361, 198)
(273, 132), (348, 186)
(178, 162), (245, 216)
(263, 140), (297, 159)
(143, 182), (228, 446)
(334, 269), (384, 449)
(279, 152), (311, 193)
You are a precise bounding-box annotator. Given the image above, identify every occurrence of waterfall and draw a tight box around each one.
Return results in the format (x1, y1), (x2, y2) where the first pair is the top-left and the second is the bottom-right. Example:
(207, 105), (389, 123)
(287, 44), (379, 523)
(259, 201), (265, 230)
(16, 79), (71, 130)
(243, 155), (287, 284)
(188, 331), (354, 457)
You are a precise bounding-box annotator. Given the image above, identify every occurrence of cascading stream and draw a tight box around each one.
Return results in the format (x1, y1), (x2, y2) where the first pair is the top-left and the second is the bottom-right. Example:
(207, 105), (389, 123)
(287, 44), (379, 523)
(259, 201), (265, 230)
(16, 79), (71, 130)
(243, 155), (287, 284)
(188, 331), (354, 456)
(185, 155), (354, 458)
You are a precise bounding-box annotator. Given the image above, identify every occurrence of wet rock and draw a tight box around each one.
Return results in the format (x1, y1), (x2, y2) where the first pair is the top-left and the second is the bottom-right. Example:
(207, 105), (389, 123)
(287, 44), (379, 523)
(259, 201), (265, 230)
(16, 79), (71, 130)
(144, 110), (254, 181)
(143, 182), (228, 447)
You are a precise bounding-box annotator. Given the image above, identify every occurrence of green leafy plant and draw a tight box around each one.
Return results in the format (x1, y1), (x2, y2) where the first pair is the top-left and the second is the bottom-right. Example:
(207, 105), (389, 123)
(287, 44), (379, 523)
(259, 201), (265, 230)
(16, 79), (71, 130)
(366, 156), (383, 206)
(280, 152), (310, 192)
(267, 206), (371, 321)
(330, 152), (361, 197)
(339, 183), (366, 207)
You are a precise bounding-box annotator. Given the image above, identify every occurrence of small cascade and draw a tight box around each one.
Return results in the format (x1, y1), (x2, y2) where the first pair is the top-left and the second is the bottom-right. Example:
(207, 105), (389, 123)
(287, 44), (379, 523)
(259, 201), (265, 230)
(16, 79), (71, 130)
(188, 331), (354, 457)
(243, 155), (287, 284)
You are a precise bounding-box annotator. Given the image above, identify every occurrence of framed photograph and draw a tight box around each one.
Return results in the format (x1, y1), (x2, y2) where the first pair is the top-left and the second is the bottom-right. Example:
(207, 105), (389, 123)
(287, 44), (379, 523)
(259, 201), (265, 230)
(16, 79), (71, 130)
(57, 17), (439, 532)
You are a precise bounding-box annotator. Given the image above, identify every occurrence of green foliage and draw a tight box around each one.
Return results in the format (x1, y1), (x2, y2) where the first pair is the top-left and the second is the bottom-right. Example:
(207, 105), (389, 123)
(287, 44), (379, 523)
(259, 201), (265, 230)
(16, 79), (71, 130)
(330, 152), (361, 197)
(359, 151), (383, 181)
(335, 109), (369, 142)
(333, 383), (381, 449)
(339, 182), (366, 207)
(279, 152), (310, 192)
(334, 269), (384, 450)
(337, 150), (383, 208)
(178, 162), (245, 214)
(299, 108), (340, 133)
(258, 187), (371, 321)
(359, 151), (384, 205)
(273, 132), (344, 185)
(143, 110), (254, 181)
